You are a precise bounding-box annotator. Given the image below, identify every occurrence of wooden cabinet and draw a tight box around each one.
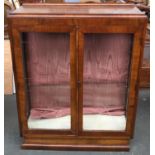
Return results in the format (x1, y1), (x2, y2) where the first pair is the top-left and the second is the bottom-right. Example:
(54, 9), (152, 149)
(8, 4), (147, 151)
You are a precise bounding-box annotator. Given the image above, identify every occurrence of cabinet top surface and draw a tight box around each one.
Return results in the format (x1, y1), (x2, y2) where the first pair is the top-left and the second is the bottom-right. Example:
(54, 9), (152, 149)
(9, 4), (144, 16)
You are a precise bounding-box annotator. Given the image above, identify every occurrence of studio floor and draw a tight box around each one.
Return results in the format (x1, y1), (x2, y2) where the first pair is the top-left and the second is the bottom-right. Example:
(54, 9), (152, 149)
(4, 89), (150, 155)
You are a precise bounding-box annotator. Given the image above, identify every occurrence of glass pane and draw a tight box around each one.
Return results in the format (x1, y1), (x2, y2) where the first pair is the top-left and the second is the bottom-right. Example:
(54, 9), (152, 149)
(83, 34), (133, 131)
(22, 32), (71, 130)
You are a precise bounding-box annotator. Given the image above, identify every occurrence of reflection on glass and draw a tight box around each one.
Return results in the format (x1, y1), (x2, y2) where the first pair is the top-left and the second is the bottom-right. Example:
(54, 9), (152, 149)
(83, 34), (133, 131)
(22, 32), (71, 129)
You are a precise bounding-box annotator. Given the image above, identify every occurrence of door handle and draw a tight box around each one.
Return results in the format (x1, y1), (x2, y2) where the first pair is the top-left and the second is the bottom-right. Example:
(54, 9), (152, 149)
(77, 80), (81, 85)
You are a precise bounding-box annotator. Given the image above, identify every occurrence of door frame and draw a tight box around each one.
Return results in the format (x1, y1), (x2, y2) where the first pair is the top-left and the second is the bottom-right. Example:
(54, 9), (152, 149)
(77, 17), (147, 138)
(9, 17), (78, 137)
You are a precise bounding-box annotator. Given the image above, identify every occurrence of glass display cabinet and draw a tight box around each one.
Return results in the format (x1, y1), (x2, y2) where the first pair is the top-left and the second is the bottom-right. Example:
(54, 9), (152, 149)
(8, 3), (147, 151)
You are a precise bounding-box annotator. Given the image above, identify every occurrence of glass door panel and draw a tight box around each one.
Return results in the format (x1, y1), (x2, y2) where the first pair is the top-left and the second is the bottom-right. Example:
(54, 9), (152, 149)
(22, 32), (71, 130)
(83, 34), (133, 131)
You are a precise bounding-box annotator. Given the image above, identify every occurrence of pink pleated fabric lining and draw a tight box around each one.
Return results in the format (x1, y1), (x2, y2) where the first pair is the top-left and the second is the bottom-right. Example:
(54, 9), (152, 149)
(29, 83), (126, 119)
(24, 33), (132, 119)
(83, 34), (132, 83)
(83, 34), (132, 119)
(31, 107), (125, 119)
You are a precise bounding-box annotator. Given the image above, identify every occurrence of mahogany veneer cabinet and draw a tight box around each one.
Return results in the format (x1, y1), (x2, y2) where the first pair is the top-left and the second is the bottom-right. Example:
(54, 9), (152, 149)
(8, 4), (147, 151)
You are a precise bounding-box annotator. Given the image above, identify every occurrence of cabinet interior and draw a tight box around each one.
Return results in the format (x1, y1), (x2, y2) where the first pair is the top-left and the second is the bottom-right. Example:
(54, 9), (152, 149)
(22, 32), (133, 131)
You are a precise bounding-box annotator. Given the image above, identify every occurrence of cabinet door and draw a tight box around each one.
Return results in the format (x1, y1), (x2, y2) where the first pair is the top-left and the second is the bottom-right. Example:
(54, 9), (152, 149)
(77, 18), (146, 137)
(10, 19), (77, 135)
